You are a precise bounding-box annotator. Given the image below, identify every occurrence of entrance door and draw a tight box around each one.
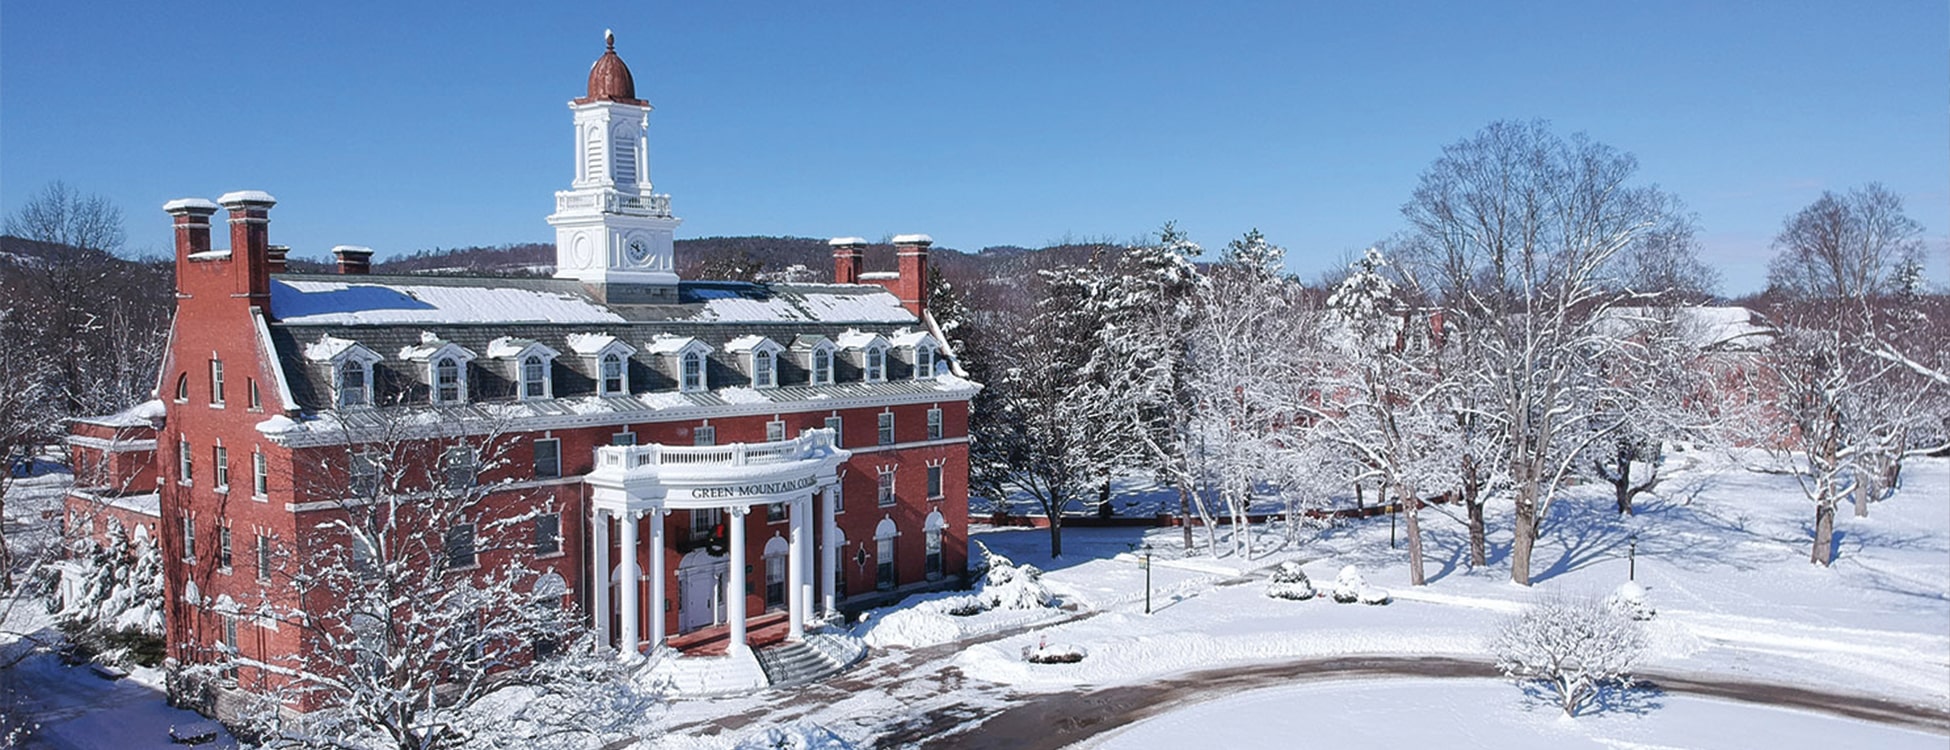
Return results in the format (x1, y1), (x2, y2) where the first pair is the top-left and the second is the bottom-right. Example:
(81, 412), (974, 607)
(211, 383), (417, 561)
(677, 554), (729, 633)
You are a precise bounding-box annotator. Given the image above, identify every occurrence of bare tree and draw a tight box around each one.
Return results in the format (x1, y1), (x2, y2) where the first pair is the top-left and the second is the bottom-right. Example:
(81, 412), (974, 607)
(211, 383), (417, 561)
(187, 412), (654, 749)
(1489, 594), (1646, 717)
(1399, 120), (1695, 586)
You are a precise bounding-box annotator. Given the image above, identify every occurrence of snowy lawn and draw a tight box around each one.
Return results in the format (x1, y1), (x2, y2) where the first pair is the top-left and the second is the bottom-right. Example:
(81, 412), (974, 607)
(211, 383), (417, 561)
(1088, 678), (1945, 750)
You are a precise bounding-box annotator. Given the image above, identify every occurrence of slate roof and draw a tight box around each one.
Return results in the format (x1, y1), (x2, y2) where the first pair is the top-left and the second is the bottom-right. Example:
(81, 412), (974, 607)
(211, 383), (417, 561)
(262, 274), (961, 414)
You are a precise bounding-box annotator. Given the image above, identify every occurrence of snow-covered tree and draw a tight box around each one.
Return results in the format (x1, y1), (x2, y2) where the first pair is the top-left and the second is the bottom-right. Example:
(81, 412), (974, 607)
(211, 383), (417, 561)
(1489, 594), (1646, 717)
(56, 520), (165, 664)
(1399, 120), (1696, 586)
(199, 414), (656, 749)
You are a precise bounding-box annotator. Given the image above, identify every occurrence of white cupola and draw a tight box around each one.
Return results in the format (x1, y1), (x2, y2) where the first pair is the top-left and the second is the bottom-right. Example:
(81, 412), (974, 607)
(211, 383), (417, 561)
(547, 30), (683, 304)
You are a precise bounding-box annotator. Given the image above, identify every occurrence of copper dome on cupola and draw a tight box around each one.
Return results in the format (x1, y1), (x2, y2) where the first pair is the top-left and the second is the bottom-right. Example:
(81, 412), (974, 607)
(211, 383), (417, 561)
(579, 30), (647, 105)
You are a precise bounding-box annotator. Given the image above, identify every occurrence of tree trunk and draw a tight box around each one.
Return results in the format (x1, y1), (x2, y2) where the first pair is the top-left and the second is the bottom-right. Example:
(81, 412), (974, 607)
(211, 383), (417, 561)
(1047, 514), (1063, 559)
(1510, 491), (1537, 586)
(1461, 455), (1486, 568)
(1853, 475), (1873, 518)
(1613, 455), (1635, 516)
(1402, 487), (1426, 587)
(1811, 501), (1834, 566)
(1178, 483), (1194, 552)
(1354, 482), (1365, 510)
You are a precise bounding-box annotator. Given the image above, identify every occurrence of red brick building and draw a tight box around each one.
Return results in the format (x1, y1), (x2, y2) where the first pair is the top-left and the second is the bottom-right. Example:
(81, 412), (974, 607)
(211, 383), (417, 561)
(69, 33), (975, 706)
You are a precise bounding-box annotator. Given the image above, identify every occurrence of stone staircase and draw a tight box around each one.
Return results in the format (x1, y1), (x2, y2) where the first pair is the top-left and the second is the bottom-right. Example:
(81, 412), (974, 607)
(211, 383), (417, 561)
(754, 631), (867, 687)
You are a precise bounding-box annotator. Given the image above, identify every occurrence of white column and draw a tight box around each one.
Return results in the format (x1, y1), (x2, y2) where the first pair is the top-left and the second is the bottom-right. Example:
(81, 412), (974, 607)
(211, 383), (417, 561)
(726, 505), (749, 654)
(618, 510), (640, 657)
(787, 495), (807, 641)
(591, 509), (611, 649)
(648, 507), (666, 649)
(819, 487), (837, 618)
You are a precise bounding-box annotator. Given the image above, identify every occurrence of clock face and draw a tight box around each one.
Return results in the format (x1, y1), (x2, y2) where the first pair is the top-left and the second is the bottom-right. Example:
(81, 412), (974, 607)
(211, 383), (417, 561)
(625, 238), (651, 266)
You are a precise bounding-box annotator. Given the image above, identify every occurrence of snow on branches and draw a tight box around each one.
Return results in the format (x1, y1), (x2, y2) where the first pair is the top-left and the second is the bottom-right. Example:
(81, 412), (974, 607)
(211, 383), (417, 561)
(1489, 594), (1647, 717)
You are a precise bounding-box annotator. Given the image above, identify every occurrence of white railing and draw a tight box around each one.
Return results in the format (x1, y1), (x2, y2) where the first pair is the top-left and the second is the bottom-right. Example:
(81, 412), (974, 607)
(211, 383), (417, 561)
(554, 192), (673, 218)
(595, 428), (834, 471)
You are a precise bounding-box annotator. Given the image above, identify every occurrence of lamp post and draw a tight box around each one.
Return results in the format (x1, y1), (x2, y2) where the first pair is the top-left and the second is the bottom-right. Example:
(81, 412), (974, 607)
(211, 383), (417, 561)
(1628, 534), (1638, 582)
(1130, 541), (1154, 615)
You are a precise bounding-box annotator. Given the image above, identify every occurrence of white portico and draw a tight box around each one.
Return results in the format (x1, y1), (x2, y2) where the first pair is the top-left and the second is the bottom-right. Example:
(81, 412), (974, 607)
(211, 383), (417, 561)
(585, 428), (849, 657)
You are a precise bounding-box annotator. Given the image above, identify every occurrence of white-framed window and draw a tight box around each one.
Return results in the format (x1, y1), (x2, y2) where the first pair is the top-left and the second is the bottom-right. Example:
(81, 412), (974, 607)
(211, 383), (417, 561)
(247, 378), (261, 410)
(752, 349), (776, 389)
(611, 430), (637, 447)
(252, 449), (268, 497)
(213, 444), (229, 491)
(520, 355), (550, 400)
(693, 424), (716, 446)
(767, 502), (786, 523)
(914, 345), (936, 380)
(178, 436), (193, 484)
(928, 466), (944, 499)
(876, 536), (896, 591)
(691, 508), (722, 543)
(445, 524), (476, 569)
(350, 452), (380, 497)
(877, 470), (896, 507)
(832, 484), (845, 514)
(217, 525), (233, 570)
(336, 360), (370, 409)
(681, 351), (705, 392)
(925, 527), (944, 579)
(221, 615), (239, 679)
(182, 516), (196, 562)
(612, 127), (638, 185)
(175, 373), (190, 402)
(765, 552), (786, 608)
(824, 415), (843, 444)
(210, 358), (225, 405)
(442, 447), (476, 490)
(432, 356), (466, 404)
(534, 438), (561, 479)
(534, 513), (561, 556)
(812, 347), (833, 385)
(766, 420), (786, 443)
(599, 352), (627, 396)
(865, 345), (887, 382)
(878, 412), (895, 446)
(255, 534), (272, 581)
(927, 407), (943, 440)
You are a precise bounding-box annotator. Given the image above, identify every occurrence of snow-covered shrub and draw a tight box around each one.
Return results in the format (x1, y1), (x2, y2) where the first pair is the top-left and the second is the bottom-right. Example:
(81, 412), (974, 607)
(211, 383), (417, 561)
(1022, 636), (1086, 664)
(57, 523), (166, 666)
(1490, 594), (1647, 717)
(735, 721), (857, 750)
(1265, 562), (1316, 600)
(1606, 582), (1656, 621)
(973, 541), (1054, 611)
(1331, 565), (1390, 605)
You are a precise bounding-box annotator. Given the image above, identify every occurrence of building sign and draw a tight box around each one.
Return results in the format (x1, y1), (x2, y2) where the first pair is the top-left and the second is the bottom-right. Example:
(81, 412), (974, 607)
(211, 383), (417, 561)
(687, 475), (818, 500)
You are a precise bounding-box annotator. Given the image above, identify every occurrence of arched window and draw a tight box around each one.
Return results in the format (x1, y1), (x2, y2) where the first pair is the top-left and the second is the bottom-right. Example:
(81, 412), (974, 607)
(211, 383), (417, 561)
(812, 348), (833, 386)
(763, 535), (788, 610)
(914, 345), (936, 380)
(433, 357), (464, 404)
(175, 373), (190, 402)
(520, 355), (548, 400)
(865, 345), (886, 383)
(681, 351), (705, 392)
(599, 352), (626, 395)
(335, 362), (368, 409)
(752, 349), (775, 389)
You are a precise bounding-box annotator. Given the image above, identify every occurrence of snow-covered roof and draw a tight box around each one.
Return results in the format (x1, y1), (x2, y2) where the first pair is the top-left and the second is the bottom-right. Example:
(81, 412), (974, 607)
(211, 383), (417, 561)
(791, 334), (834, 351)
(890, 329), (937, 349)
(891, 234), (934, 245)
(859, 271), (900, 281)
(679, 283), (912, 324)
(834, 329), (889, 350)
(75, 399), (167, 428)
(486, 336), (539, 359)
(330, 245), (374, 256)
(827, 237), (868, 246)
(272, 279), (628, 326)
(302, 335), (370, 362)
(723, 335), (783, 354)
(162, 197), (220, 212)
(564, 332), (630, 356)
(398, 332), (474, 362)
(646, 334), (708, 356)
(1596, 306), (1774, 351)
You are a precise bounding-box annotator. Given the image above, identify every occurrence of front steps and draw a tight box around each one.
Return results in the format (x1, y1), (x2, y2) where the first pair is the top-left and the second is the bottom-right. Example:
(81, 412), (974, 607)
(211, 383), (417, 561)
(755, 631), (867, 687)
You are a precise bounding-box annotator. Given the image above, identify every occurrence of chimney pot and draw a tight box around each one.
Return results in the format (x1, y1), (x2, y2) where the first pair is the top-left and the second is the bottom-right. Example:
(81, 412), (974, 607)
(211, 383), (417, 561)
(829, 236), (867, 284)
(333, 245), (375, 275)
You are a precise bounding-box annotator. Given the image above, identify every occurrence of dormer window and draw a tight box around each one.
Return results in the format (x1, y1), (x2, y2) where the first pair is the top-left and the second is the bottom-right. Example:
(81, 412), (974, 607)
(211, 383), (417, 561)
(813, 349), (833, 385)
(520, 356), (548, 400)
(488, 336), (559, 402)
(892, 329), (941, 381)
(753, 350), (775, 388)
(914, 344), (936, 380)
(792, 335), (838, 387)
(336, 362), (369, 409)
(398, 334), (476, 407)
(600, 353), (627, 395)
(865, 345), (887, 383)
(682, 351), (705, 392)
(433, 356), (465, 404)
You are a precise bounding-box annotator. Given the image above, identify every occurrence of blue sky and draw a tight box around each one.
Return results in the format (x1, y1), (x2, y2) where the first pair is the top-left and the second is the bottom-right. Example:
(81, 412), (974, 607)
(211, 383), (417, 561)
(3, 1), (1945, 293)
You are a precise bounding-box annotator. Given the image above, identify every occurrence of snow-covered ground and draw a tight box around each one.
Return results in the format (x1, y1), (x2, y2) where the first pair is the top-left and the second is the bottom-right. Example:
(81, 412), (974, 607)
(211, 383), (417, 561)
(1090, 678), (1944, 750)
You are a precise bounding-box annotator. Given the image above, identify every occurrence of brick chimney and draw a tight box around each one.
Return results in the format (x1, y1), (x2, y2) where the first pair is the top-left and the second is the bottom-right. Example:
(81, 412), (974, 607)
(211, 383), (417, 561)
(333, 245), (374, 275)
(829, 237), (866, 284)
(163, 198), (220, 263)
(267, 245), (290, 273)
(218, 191), (277, 309)
(892, 233), (932, 317)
